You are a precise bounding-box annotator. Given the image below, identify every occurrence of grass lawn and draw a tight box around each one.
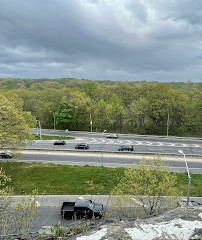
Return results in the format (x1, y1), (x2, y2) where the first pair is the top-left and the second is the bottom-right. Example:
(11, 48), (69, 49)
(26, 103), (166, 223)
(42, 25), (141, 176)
(1, 162), (202, 196)
(33, 134), (75, 140)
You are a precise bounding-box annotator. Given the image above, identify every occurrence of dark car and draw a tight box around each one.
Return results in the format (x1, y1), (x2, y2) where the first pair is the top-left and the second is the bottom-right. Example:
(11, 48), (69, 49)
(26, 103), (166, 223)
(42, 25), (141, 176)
(118, 145), (134, 151)
(0, 151), (13, 158)
(75, 143), (89, 149)
(54, 140), (66, 145)
(106, 134), (118, 139)
(60, 199), (103, 219)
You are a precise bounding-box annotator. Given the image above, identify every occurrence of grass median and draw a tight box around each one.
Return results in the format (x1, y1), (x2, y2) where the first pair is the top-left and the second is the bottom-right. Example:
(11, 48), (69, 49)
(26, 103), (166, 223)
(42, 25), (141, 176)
(1, 162), (202, 196)
(33, 134), (75, 140)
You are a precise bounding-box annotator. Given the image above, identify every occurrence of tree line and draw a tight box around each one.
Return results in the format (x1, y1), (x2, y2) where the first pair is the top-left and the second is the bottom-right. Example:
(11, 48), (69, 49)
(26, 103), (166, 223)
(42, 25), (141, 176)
(0, 78), (201, 137)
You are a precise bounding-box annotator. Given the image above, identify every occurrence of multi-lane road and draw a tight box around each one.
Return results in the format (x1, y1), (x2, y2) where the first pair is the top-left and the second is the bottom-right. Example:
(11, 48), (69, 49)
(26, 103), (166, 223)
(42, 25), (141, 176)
(31, 129), (202, 155)
(6, 129), (198, 173)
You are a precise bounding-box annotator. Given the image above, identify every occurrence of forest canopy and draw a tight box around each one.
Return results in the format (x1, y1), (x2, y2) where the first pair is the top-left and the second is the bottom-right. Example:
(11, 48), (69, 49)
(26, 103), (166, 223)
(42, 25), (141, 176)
(0, 78), (201, 137)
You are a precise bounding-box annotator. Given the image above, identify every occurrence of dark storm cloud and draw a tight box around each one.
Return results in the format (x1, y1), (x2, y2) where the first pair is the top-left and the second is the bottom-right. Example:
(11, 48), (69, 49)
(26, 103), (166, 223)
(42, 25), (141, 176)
(0, 0), (201, 81)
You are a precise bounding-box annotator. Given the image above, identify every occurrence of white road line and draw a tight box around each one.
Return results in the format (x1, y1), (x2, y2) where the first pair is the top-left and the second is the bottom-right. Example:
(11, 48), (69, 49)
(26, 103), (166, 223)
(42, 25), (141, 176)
(154, 142), (164, 146)
(90, 138), (97, 143)
(142, 141), (153, 145)
(126, 140), (133, 144)
(133, 141), (142, 145)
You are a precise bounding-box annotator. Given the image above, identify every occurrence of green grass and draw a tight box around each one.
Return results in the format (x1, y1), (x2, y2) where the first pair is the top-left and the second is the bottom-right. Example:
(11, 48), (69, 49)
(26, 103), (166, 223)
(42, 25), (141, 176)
(1, 162), (202, 196)
(33, 134), (75, 140)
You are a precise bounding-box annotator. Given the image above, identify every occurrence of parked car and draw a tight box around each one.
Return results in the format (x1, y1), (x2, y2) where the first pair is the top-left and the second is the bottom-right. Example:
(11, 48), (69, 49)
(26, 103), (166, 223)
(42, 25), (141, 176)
(60, 199), (103, 219)
(118, 145), (134, 151)
(0, 151), (13, 158)
(54, 140), (66, 145)
(75, 143), (89, 149)
(180, 200), (201, 207)
(106, 134), (118, 139)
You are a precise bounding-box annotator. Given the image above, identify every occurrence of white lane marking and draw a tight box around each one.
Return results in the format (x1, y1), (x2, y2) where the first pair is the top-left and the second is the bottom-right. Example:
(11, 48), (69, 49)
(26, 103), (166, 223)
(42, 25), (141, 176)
(191, 144), (200, 147)
(153, 142), (163, 146)
(90, 138), (97, 143)
(126, 140), (133, 144)
(133, 141), (142, 145)
(142, 141), (153, 145)
(164, 143), (175, 146)
(106, 139), (114, 144)
(118, 140), (123, 143)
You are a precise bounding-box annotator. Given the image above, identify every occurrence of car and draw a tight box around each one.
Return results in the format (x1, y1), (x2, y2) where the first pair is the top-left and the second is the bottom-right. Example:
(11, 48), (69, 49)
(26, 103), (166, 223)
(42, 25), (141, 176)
(118, 145), (134, 151)
(180, 200), (201, 207)
(75, 143), (89, 149)
(106, 134), (118, 139)
(0, 151), (13, 158)
(54, 140), (66, 145)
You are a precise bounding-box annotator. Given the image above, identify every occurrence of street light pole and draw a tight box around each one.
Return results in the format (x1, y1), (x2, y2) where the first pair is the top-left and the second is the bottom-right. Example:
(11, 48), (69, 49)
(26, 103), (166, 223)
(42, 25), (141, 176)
(53, 114), (56, 130)
(167, 109), (169, 137)
(101, 130), (107, 167)
(178, 150), (191, 206)
(36, 120), (42, 140)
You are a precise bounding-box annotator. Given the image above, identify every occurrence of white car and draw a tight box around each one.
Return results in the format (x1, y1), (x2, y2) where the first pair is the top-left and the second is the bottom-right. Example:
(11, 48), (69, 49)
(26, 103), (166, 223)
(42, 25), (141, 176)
(106, 134), (118, 139)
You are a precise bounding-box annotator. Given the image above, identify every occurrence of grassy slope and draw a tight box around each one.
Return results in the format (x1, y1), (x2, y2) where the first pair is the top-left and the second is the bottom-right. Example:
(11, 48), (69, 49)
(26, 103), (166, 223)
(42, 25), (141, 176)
(1, 162), (202, 196)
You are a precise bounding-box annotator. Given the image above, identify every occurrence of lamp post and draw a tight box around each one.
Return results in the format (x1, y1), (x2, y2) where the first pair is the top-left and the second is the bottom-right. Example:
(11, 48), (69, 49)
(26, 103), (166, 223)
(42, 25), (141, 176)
(49, 111), (56, 130)
(36, 120), (42, 140)
(101, 130), (107, 167)
(178, 150), (191, 206)
(53, 114), (56, 130)
(167, 109), (169, 137)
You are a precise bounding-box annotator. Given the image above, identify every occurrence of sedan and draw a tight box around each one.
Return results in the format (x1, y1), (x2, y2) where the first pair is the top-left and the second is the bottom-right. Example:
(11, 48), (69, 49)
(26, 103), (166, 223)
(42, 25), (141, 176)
(118, 145), (134, 151)
(106, 134), (118, 139)
(75, 143), (89, 149)
(54, 140), (66, 145)
(0, 151), (13, 158)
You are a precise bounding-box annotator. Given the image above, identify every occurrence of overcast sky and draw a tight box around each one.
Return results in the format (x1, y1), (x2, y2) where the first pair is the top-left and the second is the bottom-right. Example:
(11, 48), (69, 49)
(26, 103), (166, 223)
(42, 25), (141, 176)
(0, 0), (201, 82)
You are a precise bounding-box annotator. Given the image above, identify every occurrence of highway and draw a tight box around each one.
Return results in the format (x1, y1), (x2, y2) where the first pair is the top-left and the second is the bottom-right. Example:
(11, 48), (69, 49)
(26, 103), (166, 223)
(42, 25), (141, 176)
(8, 150), (202, 174)
(9, 129), (198, 173)
(31, 129), (202, 156)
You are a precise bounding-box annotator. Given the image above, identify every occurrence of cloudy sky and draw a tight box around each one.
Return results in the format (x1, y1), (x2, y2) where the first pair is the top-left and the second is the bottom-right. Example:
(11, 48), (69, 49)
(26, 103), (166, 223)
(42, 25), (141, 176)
(0, 0), (202, 82)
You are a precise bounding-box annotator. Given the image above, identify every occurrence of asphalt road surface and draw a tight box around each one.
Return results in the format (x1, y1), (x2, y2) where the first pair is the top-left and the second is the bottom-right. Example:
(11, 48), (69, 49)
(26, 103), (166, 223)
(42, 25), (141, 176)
(31, 129), (202, 156)
(10, 195), (202, 232)
(8, 150), (202, 173)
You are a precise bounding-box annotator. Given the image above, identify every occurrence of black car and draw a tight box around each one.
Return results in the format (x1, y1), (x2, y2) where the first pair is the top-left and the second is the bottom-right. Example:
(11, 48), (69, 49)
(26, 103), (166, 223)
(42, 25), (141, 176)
(106, 134), (118, 139)
(54, 140), (66, 145)
(118, 145), (134, 151)
(75, 143), (89, 149)
(0, 151), (13, 158)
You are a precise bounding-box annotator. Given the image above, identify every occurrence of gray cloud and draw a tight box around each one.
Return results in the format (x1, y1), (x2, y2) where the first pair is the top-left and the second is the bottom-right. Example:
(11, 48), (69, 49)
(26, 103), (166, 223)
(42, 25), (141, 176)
(0, 0), (201, 81)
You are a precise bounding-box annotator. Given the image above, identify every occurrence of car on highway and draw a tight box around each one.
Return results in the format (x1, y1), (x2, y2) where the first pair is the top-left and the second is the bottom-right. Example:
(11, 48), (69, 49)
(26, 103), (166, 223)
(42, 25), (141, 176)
(54, 140), (66, 145)
(75, 143), (89, 149)
(106, 134), (118, 139)
(0, 151), (13, 158)
(118, 145), (134, 151)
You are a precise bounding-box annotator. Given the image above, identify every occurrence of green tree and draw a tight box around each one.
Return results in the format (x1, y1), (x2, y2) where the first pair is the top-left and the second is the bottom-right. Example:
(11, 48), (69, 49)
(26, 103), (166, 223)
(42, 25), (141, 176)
(145, 83), (187, 135)
(0, 168), (39, 236)
(0, 95), (35, 150)
(124, 98), (149, 134)
(55, 102), (73, 129)
(110, 156), (180, 219)
(110, 94), (125, 132)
